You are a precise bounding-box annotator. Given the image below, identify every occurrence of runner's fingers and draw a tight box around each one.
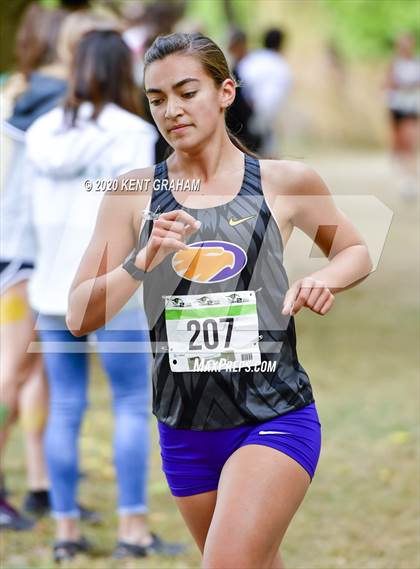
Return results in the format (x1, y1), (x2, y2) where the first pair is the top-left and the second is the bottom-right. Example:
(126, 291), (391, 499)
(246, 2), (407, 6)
(145, 236), (187, 271)
(305, 287), (325, 309)
(311, 289), (332, 313)
(153, 228), (185, 241)
(184, 221), (201, 237)
(145, 236), (161, 263)
(319, 295), (335, 315)
(281, 281), (302, 314)
(291, 283), (315, 314)
(154, 219), (186, 234)
(161, 210), (200, 230)
(161, 237), (188, 252)
(149, 235), (187, 252)
(184, 221), (201, 236)
(148, 236), (162, 250)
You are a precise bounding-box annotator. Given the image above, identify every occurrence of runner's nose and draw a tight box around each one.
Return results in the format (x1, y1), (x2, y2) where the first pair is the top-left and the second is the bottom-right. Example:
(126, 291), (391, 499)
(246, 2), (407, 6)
(165, 96), (183, 120)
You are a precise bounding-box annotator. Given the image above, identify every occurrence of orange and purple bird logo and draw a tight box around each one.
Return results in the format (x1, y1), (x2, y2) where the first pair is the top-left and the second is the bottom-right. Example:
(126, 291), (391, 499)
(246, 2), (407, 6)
(172, 240), (247, 283)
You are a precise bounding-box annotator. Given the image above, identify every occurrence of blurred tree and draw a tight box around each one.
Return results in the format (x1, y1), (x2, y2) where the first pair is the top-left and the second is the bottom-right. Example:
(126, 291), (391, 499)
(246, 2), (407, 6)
(0, 0), (33, 73)
(185, 0), (254, 41)
(323, 0), (419, 59)
(0, 0), (94, 74)
(223, 0), (235, 26)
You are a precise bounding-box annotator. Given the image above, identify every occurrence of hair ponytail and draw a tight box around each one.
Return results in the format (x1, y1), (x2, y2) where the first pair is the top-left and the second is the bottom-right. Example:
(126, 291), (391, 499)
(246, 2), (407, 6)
(227, 128), (259, 158)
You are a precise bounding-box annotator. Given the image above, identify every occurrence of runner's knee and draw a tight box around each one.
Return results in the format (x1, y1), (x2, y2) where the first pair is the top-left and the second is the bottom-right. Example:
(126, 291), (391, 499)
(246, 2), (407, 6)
(203, 540), (274, 569)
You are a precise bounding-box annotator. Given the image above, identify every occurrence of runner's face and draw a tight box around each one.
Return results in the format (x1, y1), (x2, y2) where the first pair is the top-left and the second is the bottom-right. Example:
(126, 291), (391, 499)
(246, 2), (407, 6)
(145, 54), (234, 150)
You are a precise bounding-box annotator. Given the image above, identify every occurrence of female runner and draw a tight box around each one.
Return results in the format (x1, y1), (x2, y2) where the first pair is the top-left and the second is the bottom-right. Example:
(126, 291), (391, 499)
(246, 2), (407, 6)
(67, 33), (373, 569)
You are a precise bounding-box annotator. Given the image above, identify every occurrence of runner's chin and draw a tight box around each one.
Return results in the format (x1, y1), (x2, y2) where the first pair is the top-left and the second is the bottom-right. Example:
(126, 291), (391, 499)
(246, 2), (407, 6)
(169, 126), (210, 151)
(168, 125), (193, 145)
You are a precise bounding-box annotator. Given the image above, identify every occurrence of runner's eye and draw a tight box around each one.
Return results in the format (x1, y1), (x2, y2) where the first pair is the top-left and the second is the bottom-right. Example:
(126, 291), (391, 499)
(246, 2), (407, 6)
(182, 91), (197, 99)
(150, 98), (163, 106)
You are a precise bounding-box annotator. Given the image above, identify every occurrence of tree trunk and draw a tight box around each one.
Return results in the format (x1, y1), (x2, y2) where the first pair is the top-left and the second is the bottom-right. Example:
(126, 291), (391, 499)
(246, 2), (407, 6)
(223, 0), (236, 27)
(0, 0), (35, 73)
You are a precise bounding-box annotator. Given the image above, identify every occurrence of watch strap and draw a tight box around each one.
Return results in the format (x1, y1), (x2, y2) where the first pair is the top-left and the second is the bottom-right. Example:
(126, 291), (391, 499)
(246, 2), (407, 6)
(122, 249), (147, 281)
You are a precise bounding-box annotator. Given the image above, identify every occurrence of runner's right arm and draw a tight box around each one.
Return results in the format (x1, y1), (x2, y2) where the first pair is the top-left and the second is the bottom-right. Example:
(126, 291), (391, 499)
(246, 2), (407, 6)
(67, 172), (200, 336)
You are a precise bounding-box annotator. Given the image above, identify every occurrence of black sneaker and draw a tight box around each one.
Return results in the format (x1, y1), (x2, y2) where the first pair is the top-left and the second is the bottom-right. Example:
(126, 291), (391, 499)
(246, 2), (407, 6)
(112, 533), (187, 558)
(22, 492), (100, 524)
(0, 496), (34, 531)
(22, 490), (50, 518)
(53, 536), (91, 563)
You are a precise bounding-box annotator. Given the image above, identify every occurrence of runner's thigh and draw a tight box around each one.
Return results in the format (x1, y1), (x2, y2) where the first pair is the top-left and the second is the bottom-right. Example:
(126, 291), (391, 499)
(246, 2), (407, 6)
(175, 490), (217, 554)
(203, 444), (311, 569)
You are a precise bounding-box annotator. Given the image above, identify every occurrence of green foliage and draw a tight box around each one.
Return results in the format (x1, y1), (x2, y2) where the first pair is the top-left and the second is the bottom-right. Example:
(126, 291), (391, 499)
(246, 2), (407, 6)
(185, 0), (255, 42)
(185, 0), (227, 40)
(40, 0), (59, 7)
(323, 0), (419, 59)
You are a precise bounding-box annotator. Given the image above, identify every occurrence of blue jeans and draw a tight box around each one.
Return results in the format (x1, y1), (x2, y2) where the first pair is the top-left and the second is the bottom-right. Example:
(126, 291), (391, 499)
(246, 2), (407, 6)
(37, 310), (151, 519)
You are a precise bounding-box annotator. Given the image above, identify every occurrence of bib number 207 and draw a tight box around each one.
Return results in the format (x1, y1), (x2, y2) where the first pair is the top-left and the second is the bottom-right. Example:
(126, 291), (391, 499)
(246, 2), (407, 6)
(187, 318), (234, 351)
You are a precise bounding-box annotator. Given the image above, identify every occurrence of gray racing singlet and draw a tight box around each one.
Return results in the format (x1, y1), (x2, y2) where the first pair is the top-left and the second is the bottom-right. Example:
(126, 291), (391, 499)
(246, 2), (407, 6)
(139, 153), (314, 430)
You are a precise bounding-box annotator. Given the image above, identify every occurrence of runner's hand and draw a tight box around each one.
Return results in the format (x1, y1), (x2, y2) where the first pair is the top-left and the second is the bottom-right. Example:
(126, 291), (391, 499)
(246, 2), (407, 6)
(281, 277), (335, 316)
(137, 210), (201, 272)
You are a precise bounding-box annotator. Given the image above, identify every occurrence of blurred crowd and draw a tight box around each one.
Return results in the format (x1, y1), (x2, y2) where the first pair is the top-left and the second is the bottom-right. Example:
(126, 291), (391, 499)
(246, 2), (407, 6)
(0, 0), (418, 563)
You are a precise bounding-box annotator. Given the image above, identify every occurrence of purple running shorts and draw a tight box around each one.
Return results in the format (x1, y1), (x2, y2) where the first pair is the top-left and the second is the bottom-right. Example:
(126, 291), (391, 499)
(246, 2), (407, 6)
(158, 402), (322, 497)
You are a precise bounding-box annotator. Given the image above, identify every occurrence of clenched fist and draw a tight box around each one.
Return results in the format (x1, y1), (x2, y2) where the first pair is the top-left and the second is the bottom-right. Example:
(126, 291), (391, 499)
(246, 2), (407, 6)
(137, 209), (201, 273)
(282, 277), (335, 316)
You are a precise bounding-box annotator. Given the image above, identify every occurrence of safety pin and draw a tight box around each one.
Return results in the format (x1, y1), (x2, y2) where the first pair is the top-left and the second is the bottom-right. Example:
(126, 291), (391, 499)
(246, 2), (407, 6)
(142, 205), (161, 221)
(241, 334), (264, 348)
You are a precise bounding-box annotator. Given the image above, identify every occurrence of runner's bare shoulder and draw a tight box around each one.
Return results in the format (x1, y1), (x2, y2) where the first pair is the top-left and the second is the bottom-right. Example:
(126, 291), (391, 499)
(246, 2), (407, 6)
(100, 165), (156, 238)
(260, 159), (330, 198)
(113, 166), (156, 194)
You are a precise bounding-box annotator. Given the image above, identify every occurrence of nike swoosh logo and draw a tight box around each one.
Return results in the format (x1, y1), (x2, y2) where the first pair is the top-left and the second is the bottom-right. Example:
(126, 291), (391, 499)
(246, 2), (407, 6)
(258, 431), (290, 435)
(229, 215), (256, 227)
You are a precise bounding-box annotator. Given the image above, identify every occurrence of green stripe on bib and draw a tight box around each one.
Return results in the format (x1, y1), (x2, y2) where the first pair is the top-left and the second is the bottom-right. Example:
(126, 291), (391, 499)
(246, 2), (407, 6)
(165, 304), (257, 320)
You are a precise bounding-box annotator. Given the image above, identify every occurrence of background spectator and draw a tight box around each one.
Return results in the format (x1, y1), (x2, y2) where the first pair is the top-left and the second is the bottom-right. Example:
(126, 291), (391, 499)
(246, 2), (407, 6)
(237, 27), (292, 157)
(226, 28), (261, 152)
(385, 32), (419, 200)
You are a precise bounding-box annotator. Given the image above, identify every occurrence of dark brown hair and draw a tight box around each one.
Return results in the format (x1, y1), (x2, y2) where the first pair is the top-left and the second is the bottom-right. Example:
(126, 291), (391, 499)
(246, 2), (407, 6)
(15, 3), (67, 76)
(143, 32), (258, 157)
(64, 29), (142, 126)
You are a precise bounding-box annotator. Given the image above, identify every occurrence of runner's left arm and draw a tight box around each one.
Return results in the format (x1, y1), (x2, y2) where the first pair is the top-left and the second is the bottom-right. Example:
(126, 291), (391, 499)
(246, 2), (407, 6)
(269, 161), (373, 316)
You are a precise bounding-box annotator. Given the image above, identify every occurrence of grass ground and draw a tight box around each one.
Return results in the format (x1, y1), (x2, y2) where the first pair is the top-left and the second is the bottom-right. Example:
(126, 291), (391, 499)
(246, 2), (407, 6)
(1, 150), (419, 568)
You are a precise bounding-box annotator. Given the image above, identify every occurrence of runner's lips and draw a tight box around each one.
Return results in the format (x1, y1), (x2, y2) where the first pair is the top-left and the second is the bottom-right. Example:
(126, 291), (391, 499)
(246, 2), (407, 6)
(168, 124), (192, 133)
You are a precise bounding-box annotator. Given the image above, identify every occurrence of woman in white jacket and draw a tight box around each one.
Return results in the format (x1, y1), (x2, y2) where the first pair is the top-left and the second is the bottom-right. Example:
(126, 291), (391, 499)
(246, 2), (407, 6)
(25, 30), (184, 561)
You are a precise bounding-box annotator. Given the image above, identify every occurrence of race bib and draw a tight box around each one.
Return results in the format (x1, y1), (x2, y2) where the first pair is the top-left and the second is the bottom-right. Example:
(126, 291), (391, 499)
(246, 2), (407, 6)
(164, 291), (261, 372)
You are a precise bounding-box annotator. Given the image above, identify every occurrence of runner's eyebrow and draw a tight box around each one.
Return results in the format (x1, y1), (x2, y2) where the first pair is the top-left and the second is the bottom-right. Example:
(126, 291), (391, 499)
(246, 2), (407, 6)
(145, 78), (200, 94)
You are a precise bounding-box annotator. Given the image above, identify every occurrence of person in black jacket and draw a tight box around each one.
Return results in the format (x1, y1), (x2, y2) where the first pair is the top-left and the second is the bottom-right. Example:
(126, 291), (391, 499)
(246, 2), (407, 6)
(226, 28), (261, 153)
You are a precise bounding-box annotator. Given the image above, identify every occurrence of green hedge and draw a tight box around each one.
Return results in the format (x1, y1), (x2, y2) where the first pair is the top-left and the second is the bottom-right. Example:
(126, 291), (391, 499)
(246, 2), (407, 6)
(323, 0), (419, 59)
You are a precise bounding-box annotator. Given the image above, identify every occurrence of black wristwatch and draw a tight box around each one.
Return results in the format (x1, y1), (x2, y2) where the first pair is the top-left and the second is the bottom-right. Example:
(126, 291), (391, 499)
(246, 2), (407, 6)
(122, 248), (148, 281)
